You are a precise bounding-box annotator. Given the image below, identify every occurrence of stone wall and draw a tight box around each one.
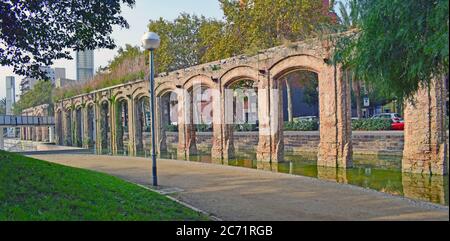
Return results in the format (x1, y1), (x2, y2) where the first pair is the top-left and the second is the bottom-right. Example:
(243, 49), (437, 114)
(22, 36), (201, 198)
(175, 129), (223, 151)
(165, 131), (408, 155)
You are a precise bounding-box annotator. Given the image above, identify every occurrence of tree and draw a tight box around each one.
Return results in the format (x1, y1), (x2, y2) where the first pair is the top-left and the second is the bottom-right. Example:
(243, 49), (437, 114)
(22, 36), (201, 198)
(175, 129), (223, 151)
(108, 44), (143, 71)
(148, 14), (209, 73)
(335, 0), (449, 101)
(0, 98), (6, 115)
(335, 0), (364, 118)
(0, 0), (135, 79)
(13, 81), (53, 115)
(201, 0), (332, 61)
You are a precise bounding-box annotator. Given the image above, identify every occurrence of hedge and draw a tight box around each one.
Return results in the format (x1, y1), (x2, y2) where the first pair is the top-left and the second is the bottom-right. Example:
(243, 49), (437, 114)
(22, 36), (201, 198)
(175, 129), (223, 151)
(235, 123), (258, 132)
(352, 119), (392, 131)
(284, 120), (319, 131)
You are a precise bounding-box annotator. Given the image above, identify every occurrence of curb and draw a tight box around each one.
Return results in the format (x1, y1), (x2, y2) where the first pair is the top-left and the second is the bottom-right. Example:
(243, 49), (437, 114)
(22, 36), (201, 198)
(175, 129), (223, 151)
(133, 183), (223, 221)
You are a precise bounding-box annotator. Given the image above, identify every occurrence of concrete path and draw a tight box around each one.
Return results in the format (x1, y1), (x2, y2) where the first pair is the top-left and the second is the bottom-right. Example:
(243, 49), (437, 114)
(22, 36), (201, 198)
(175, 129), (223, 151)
(29, 154), (449, 221)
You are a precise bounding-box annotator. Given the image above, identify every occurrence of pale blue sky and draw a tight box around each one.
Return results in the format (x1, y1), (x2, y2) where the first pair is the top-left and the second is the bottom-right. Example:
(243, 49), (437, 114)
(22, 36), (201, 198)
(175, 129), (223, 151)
(0, 0), (224, 99)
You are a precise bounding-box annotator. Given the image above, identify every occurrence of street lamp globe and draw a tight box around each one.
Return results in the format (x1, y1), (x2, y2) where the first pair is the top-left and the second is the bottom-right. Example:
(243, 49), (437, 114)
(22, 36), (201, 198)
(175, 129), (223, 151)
(141, 32), (161, 50)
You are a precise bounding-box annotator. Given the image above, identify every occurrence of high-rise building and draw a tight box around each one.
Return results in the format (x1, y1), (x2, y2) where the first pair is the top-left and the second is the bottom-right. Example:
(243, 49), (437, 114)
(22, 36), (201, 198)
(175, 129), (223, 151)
(76, 50), (94, 83)
(54, 68), (66, 80)
(5, 76), (16, 137)
(20, 67), (55, 94)
(5, 76), (15, 115)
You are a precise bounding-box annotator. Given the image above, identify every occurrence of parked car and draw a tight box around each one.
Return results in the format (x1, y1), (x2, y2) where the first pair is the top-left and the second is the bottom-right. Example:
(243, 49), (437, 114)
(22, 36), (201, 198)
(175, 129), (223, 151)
(372, 113), (404, 130)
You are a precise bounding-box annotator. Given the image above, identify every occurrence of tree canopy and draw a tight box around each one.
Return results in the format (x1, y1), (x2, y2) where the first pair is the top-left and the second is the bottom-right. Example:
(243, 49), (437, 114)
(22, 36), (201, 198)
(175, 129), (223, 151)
(335, 0), (449, 100)
(13, 81), (53, 115)
(0, 0), (135, 79)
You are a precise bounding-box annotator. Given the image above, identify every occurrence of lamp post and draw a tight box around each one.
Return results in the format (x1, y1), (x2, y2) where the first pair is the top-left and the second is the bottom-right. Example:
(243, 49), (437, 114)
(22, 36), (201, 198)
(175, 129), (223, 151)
(141, 32), (161, 187)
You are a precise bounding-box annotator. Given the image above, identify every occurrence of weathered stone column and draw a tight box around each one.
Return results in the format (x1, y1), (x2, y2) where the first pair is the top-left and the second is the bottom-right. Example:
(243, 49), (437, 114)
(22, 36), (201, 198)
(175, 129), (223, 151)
(270, 77), (284, 163)
(20, 127), (25, 140)
(177, 89), (197, 160)
(31, 127), (36, 141)
(41, 127), (48, 142)
(403, 78), (448, 175)
(0, 127), (4, 150)
(95, 102), (103, 154)
(155, 96), (168, 154)
(49, 126), (54, 143)
(257, 76), (273, 163)
(256, 74), (284, 163)
(317, 65), (353, 168)
(82, 107), (90, 149)
(26, 127), (31, 141)
(211, 88), (224, 161)
(402, 173), (447, 205)
(127, 96), (136, 156)
(222, 88), (235, 161)
(36, 127), (42, 142)
(110, 100), (118, 155)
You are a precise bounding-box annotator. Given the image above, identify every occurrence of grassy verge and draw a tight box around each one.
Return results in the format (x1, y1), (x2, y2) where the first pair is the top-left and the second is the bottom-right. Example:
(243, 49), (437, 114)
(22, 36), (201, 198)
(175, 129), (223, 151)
(0, 150), (208, 221)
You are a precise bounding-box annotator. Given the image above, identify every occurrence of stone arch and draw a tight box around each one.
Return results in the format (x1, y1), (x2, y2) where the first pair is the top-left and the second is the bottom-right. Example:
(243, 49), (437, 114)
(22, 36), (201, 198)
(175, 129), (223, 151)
(183, 74), (217, 90)
(219, 67), (261, 160)
(269, 54), (323, 81)
(264, 54), (352, 167)
(98, 99), (111, 153)
(114, 95), (129, 154)
(134, 93), (151, 155)
(156, 88), (179, 155)
(220, 66), (261, 89)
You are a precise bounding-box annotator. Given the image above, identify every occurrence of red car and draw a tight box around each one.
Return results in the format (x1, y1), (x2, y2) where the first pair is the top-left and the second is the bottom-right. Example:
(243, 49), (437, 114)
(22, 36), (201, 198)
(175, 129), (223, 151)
(372, 113), (405, 131)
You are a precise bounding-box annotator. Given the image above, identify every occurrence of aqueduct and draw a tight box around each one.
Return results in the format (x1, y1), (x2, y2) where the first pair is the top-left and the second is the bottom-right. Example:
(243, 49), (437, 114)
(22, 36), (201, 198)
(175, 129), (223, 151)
(22, 37), (448, 175)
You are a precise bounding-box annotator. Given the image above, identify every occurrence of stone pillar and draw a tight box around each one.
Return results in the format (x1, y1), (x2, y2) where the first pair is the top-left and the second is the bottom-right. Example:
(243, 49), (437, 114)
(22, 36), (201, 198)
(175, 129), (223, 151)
(402, 173), (447, 205)
(155, 96), (168, 154)
(27, 127), (31, 141)
(257, 77), (272, 163)
(403, 78), (448, 175)
(177, 89), (197, 160)
(127, 97), (136, 156)
(36, 127), (42, 142)
(211, 88), (224, 161)
(0, 127), (4, 150)
(41, 127), (48, 142)
(257, 74), (284, 163)
(270, 77), (284, 163)
(21, 128), (24, 141)
(222, 88), (235, 160)
(49, 126), (54, 143)
(95, 102), (103, 154)
(82, 107), (90, 149)
(317, 65), (353, 168)
(31, 127), (36, 141)
(110, 100), (118, 155)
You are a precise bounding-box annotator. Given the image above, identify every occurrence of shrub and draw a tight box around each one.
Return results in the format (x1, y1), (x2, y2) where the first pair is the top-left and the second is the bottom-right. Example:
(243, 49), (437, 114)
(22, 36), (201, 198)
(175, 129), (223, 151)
(195, 124), (212, 132)
(284, 120), (319, 131)
(352, 119), (392, 131)
(235, 123), (258, 132)
(166, 124), (178, 132)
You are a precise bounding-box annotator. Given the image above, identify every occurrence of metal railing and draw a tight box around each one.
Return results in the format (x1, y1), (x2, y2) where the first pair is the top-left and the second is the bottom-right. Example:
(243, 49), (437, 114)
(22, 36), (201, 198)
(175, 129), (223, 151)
(0, 115), (55, 126)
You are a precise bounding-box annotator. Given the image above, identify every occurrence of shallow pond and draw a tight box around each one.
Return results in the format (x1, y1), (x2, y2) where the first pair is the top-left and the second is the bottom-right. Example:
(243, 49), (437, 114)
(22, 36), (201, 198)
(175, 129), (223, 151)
(156, 148), (449, 206)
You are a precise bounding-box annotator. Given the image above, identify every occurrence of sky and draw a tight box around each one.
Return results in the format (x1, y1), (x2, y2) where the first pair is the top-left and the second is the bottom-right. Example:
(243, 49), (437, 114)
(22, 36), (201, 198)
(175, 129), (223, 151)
(0, 0), (224, 100)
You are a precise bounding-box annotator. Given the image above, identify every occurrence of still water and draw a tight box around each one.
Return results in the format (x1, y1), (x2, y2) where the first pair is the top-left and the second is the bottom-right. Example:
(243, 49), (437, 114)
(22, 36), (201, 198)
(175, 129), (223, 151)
(110, 147), (449, 206)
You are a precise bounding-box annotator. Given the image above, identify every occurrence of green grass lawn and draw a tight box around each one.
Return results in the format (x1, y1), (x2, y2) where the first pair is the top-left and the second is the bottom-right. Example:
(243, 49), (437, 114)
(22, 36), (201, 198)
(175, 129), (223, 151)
(0, 150), (208, 221)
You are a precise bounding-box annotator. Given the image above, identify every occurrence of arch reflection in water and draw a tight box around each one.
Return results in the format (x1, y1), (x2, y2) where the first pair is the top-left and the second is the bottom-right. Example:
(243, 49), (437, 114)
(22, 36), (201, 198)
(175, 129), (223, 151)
(157, 148), (449, 206)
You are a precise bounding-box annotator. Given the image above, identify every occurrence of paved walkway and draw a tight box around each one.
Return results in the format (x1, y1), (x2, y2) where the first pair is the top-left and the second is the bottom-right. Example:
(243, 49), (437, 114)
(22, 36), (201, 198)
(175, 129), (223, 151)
(29, 154), (449, 221)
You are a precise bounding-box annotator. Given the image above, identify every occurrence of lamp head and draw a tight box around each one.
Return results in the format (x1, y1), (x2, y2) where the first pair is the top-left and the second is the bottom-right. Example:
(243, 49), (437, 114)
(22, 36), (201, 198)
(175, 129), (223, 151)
(141, 32), (161, 50)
